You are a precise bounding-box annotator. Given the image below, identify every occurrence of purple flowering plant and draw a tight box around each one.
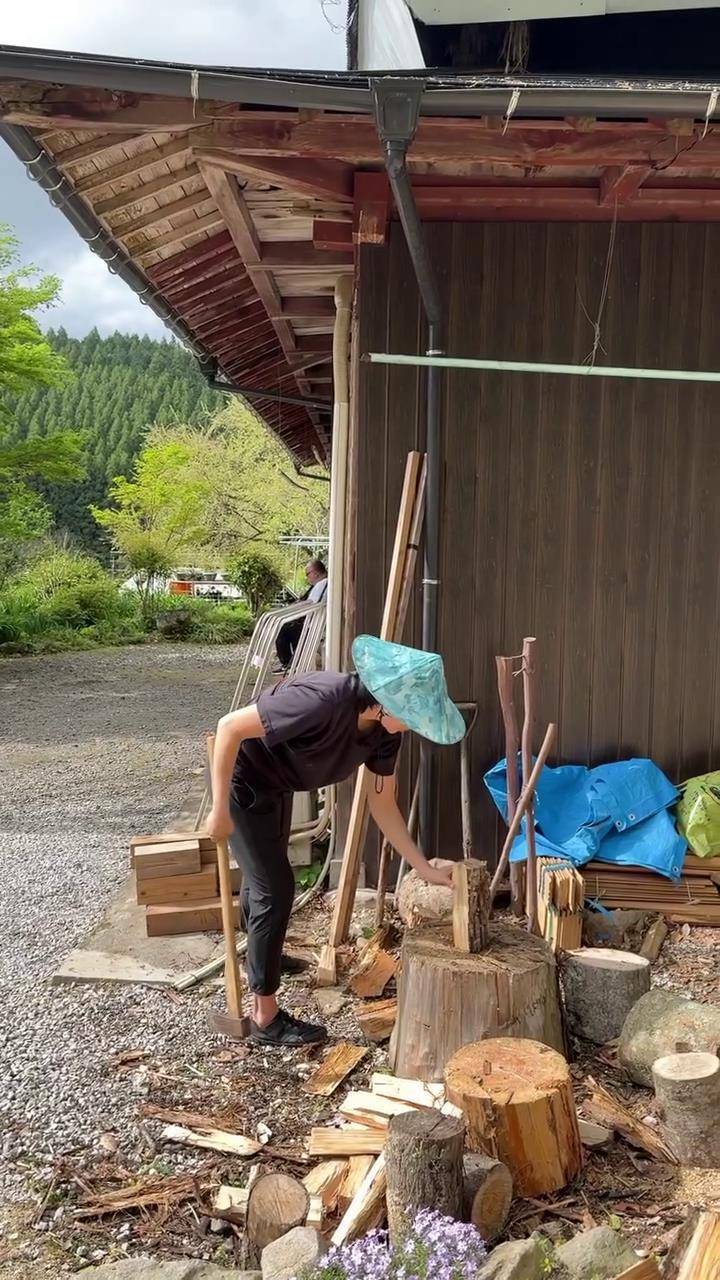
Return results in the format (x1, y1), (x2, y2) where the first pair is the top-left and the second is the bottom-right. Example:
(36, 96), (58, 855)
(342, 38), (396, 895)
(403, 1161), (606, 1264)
(296, 1208), (487, 1280)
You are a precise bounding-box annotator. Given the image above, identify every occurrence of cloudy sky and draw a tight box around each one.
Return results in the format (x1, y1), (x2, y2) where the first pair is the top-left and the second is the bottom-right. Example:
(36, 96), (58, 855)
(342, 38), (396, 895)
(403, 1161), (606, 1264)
(0, 2), (346, 337)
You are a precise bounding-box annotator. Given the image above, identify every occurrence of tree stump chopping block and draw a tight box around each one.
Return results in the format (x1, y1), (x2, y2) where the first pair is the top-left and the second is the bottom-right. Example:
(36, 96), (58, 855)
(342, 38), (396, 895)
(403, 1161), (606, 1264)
(652, 1053), (720, 1168)
(462, 1152), (513, 1242)
(385, 1110), (465, 1245)
(561, 948), (650, 1044)
(389, 922), (563, 1082)
(445, 1037), (583, 1197)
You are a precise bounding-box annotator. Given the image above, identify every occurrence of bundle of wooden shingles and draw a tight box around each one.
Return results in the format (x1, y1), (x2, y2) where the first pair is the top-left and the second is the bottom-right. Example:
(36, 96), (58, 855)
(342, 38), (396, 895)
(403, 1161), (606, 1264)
(130, 830), (242, 936)
(581, 853), (720, 925)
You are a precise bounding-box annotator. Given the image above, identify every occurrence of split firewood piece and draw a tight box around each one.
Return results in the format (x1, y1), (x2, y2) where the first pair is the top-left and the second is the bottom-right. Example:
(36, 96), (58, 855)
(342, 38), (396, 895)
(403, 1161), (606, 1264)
(305, 1194), (324, 1230)
(350, 948), (397, 999)
(662, 1208), (720, 1279)
(462, 1152), (512, 1243)
(583, 1079), (677, 1163)
(577, 1117), (613, 1150)
(338, 1155), (374, 1212)
(302, 1159), (348, 1213)
(339, 1090), (416, 1130)
(356, 997), (397, 1043)
(639, 916), (668, 962)
(445, 1038), (583, 1196)
(308, 1128), (385, 1157)
(303, 1043), (368, 1097)
(453, 859), (491, 953)
(316, 942), (337, 988)
(246, 1172), (309, 1252)
(161, 1124), (262, 1158)
(561, 948), (651, 1044)
(386, 1111), (465, 1246)
(331, 1153), (387, 1246)
(212, 1184), (249, 1226)
(652, 1053), (720, 1168)
(370, 1073), (462, 1117)
(614, 1260), (662, 1280)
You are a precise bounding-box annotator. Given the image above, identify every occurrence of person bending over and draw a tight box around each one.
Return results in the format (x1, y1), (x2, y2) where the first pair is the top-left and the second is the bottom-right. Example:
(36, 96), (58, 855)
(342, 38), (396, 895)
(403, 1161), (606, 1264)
(207, 634), (464, 1047)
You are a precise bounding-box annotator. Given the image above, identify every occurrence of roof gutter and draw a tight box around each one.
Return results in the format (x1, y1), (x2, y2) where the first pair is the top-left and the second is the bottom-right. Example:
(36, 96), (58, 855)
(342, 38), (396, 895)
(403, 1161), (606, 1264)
(0, 120), (329, 441)
(1, 44), (720, 120)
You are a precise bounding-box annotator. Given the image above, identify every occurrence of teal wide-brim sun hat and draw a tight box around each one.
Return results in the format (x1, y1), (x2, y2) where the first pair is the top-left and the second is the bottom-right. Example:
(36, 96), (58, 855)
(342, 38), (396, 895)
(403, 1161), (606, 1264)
(352, 634), (465, 745)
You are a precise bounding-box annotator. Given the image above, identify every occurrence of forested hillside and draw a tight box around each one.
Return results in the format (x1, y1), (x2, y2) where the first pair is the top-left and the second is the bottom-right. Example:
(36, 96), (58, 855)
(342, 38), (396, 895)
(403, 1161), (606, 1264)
(5, 328), (217, 550)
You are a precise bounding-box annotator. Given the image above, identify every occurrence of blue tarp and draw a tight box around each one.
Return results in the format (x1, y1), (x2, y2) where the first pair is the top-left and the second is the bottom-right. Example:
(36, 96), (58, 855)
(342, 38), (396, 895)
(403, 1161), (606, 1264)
(485, 756), (687, 880)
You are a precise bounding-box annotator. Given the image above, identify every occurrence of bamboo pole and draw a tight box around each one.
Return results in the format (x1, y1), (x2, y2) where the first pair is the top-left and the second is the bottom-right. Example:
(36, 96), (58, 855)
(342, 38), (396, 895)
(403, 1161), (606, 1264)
(495, 656), (524, 916)
(522, 637), (539, 934)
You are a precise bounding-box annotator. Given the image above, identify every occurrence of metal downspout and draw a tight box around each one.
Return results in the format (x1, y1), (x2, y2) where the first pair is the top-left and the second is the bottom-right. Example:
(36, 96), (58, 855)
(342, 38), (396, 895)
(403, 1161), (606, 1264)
(372, 79), (444, 855)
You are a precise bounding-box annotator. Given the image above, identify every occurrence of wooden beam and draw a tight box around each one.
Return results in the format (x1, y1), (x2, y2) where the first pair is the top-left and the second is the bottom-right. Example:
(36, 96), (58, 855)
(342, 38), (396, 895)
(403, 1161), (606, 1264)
(0, 87), (226, 132)
(257, 242), (352, 272)
(599, 164), (652, 205)
(130, 209), (224, 254)
(192, 149), (353, 202)
(111, 190), (212, 238)
(313, 219), (353, 251)
(281, 297), (335, 319)
(187, 117), (715, 169)
(354, 172), (389, 246)
(52, 131), (142, 166)
(382, 183), (720, 222)
(95, 165), (201, 217)
(74, 136), (192, 197)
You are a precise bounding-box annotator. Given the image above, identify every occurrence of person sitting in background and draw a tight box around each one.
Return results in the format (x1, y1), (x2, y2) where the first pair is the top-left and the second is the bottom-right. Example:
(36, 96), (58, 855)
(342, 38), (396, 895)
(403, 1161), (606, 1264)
(275, 558), (328, 671)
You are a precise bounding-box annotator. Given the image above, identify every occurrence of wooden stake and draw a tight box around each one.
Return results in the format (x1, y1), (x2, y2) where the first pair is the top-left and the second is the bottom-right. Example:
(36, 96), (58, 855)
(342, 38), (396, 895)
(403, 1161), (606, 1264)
(206, 734), (247, 1034)
(489, 723), (557, 903)
(452, 859), (491, 952)
(521, 637), (539, 933)
(495, 655), (524, 916)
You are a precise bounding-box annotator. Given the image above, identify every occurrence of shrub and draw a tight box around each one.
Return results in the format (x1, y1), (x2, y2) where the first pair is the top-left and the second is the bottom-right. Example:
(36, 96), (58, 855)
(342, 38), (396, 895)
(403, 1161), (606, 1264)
(20, 548), (106, 599)
(226, 549), (283, 615)
(44, 579), (134, 629)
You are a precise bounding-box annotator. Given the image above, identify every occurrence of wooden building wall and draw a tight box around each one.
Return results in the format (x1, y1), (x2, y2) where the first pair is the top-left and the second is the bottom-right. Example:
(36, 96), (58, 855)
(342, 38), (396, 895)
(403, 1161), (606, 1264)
(350, 220), (720, 864)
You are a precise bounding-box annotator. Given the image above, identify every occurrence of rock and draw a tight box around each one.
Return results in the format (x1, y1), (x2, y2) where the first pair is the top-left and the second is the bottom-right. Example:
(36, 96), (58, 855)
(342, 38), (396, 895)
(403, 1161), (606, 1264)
(555, 1226), (639, 1280)
(582, 908), (647, 950)
(618, 988), (720, 1087)
(83, 1262), (261, 1279)
(261, 1226), (325, 1280)
(314, 987), (347, 1017)
(478, 1238), (544, 1280)
(397, 859), (456, 929)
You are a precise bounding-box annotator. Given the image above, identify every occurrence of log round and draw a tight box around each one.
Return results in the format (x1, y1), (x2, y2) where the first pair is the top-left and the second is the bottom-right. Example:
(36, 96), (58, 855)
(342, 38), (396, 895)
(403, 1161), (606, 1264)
(618, 988), (720, 1088)
(652, 1052), (720, 1168)
(561, 947), (651, 1044)
(462, 1152), (513, 1242)
(445, 1037), (583, 1197)
(397, 860), (456, 929)
(385, 1110), (465, 1245)
(389, 922), (564, 1082)
(246, 1172), (309, 1252)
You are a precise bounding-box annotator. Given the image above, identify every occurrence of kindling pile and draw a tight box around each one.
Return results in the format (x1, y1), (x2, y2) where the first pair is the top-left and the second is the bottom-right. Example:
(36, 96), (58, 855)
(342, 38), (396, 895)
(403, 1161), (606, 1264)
(130, 830), (241, 936)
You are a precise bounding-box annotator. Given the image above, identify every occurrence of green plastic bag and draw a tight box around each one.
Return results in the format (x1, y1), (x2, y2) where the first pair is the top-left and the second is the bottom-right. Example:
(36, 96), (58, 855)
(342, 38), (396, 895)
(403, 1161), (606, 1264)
(676, 770), (720, 857)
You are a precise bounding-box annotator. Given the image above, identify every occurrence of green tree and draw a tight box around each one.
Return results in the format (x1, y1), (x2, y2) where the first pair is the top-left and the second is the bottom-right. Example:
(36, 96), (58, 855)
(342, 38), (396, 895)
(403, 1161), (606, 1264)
(227, 548), (283, 615)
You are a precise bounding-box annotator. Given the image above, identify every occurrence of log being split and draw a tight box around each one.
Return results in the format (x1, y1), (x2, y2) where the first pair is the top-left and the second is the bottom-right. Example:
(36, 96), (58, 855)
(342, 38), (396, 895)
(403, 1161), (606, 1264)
(652, 1053), (720, 1168)
(445, 1037), (583, 1197)
(385, 1110), (465, 1245)
(453, 859), (491, 952)
(390, 922), (563, 1082)
(462, 1153), (512, 1242)
(561, 948), (651, 1044)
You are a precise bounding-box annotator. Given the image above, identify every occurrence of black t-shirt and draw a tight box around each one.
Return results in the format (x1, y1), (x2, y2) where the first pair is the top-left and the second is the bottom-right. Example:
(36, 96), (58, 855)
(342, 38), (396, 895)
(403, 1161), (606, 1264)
(233, 671), (401, 797)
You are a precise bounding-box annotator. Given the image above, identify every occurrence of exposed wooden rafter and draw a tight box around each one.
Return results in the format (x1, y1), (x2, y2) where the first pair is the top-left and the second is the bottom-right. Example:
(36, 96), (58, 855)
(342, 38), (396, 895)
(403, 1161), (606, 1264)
(132, 209), (224, 256)
(94, 165), (201, 217)
(313, 219), (353, 251)
(256, 242), (352, 272)
(111, 190), (213, 238)
(51, 131), (142, 166)
(74, 136), (192, 197)
(192, 148), (354, 203)
(146, 230), (232, 284)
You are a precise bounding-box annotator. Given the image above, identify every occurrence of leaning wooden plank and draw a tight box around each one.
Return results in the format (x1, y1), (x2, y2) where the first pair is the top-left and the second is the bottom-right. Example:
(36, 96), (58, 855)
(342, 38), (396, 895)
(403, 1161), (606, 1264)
(338, 1155), (375, 1213)
(339, 1090), (416, 1129)
(302, 1159), (348, 1212)
(146, 898), (239, 937)
(583, 1080), (677, 1163)
(136, 866), (219, 906)
(134, 841), (202, 880)
(162, 1123), (261, 1157)
(308, 1128), (385, 1156)
(331, 1153), (387, 1246)
(356, 998), (397, 1043)
(303, 1044), (368, 1097)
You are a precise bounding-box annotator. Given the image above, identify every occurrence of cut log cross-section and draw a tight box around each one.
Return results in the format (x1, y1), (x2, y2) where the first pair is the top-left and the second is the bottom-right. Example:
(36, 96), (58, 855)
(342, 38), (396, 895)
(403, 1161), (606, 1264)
(561, 948), (651, 1044)
(445, 1038), (583, 1196)
(390, 922), (563, 1082)
(385, 1111), (465, 1245)
(652, 1053), (720, 1168)
(246, 1172), (309, 1252)
(462, 1152), (513, 1242)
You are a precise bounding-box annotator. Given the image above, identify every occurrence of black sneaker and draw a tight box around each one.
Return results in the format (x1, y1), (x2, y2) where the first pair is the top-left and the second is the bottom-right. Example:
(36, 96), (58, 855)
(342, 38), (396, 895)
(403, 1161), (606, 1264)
(249, 1009), (327, 1047)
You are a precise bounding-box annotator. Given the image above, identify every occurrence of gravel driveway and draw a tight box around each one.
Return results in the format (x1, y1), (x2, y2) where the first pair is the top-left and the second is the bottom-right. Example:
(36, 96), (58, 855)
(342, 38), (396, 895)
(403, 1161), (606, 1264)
(0, 644), (245, 1263)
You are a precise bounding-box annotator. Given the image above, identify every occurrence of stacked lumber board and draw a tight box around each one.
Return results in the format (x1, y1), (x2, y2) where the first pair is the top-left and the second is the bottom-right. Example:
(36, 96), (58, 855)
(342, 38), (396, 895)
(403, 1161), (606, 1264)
(537, 857), (583, 952)
(582, 855), (720, 924)
(131, 830), (241, 936)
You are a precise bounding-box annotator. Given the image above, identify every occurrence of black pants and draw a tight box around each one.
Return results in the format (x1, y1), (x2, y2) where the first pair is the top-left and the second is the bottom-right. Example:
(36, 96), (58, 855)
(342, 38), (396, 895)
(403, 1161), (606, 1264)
(228, 779), (294, 996)
(276, 619), (303, 668)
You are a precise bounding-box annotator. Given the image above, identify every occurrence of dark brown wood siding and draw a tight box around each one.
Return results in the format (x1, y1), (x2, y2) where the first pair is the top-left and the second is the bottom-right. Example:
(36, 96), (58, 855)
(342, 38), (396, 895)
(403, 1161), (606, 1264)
(352, 221), (720, 864)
